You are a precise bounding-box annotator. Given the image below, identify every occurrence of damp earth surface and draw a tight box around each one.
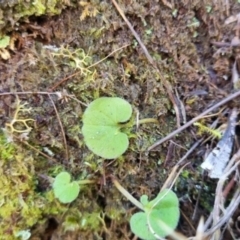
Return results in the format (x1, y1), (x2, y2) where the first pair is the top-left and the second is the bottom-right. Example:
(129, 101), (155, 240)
(0, 1), (240, 239)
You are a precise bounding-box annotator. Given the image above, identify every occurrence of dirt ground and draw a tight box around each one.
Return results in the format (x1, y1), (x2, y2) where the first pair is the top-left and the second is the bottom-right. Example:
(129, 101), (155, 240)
(1, 0), (240, 239)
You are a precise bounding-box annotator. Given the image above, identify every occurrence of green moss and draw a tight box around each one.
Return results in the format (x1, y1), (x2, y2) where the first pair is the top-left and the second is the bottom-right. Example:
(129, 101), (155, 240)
(61, 204), (103, 234)
(0, 134), (15, 159)
(15, 0), (61, 18)
(0, 0), (74, 32)
(80, 211), (102, 230)
(0, 133), (66, 238)
(46, 0), (59, 14)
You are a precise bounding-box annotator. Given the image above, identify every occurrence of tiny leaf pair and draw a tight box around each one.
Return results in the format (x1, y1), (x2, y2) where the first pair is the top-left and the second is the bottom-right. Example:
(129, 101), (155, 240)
(53, 172), (80, 204)
(82, 97), (132, 159)
(130, 189), (180, 240)
(0, 36), (10, 49)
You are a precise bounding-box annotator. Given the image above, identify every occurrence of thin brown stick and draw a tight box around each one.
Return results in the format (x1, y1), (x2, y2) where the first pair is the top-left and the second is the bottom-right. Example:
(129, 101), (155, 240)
(181, 210), (196, 232)
(0, 91), (89, 110)
(111, 0), (180, 127)
(47, 93), (69, 161)
(160, 162), (189, 191)
(148, 90), (240, 150)
(0, 91), (64, 97)
(202, 146), (240, 237)
(204, 189), (240, 237)
(222, 175), (236, 198)
(88, 44), (130, 68)
(21, 140), (57, 163)
(111, 0), (153, 65)
(161, 0), (173, 9)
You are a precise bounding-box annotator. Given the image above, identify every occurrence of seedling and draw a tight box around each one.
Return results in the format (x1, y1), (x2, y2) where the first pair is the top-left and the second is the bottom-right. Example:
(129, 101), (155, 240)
(53, 171), (94, 204)
(0, 35), (10, 60)
(82, 97), (133, 159)
(0, 35), (10, 48)
(112, 178), (180, 240)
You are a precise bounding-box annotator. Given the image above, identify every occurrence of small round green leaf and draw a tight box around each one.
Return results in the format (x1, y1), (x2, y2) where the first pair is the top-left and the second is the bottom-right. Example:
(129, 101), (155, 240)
(130, 212), (156, 240)
(148, 189), (180, 238)
(82, 97), (132, 159)
(53, 172), (80, 204)
(130, 189), (180, 239)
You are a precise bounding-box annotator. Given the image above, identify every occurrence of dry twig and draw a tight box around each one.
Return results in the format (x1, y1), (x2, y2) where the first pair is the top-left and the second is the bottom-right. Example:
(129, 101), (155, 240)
(148, 90), (240, 150)
(47, 93), (69, 161)
(111, 0), (181, 127)
(0, 91), (84, 162)
(203, 148), (240, 239)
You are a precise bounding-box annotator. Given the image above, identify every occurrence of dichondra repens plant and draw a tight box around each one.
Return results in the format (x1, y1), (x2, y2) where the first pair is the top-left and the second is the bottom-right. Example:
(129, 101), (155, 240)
(53, 171), (94, 204)
(81, 97), (158, 159)
(112, 178), (180, 240)
(81, 97), (133, 159)
(81, 97), (179, 238)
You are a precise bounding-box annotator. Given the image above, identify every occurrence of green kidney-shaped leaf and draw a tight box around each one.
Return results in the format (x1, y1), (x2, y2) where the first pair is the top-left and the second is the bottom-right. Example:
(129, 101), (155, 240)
(130, 189), (180, 239)
(147, 189), (179, 238)
(82, 97), (132, 159)
(130, 212), (156, 240)
(53, 172), (80, 204)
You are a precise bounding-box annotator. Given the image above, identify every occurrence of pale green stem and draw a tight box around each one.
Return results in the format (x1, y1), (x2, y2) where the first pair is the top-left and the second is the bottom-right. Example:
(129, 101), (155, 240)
(112, 177), (144, 210)
(77, 179), (95, 185)
(120, 118), (158, 129)
(138, 118), (158, 125)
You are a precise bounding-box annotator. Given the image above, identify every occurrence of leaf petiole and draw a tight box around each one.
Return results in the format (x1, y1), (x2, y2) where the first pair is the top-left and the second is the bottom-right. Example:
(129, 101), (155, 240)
(112, 177), (144, 210)
(138, 118), (158, 125)
(76, 179), (95, 185)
